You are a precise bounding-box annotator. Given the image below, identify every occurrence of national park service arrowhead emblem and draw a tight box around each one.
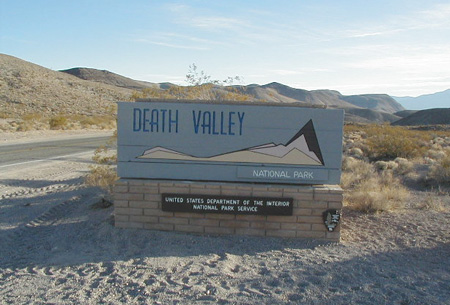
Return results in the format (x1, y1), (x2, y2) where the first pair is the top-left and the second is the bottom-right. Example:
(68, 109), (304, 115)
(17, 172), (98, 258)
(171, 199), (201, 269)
(323, 209), (341, 232)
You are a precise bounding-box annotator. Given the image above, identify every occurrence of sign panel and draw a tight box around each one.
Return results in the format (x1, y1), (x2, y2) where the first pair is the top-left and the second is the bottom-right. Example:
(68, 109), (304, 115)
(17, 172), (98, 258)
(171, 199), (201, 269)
(162, 193), (293, 215)
(117, 100), (344, 184)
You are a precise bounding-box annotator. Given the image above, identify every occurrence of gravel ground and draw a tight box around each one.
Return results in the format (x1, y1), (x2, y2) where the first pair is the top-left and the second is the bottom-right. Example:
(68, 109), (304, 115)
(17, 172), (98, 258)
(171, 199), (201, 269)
(0, 131), (449, 305)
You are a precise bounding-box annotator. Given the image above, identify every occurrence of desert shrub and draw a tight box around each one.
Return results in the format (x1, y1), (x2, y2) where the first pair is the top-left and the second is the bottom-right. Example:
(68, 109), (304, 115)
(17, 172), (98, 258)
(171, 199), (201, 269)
(374, 160), (398, 171)
(80, 115), (116, 129)
(16, 120), (34, 131)
(85, 165), (118, 193)
(18, 113), (49, 131)
(427, 149), (447, 161)
(92, 145), (117, 165)
(341, 156), (410, 212)
(341, 157), (374, 189)
(427, 151), (450, 185)
(49, 115), (68, 130)
(364, 125), (428, 161)
(394, 157), (414, 175)
(343, 123), (367, 135)
(85, 132), (118, 193)
(23, 113), (43, 121)
(424, 157), (436, 165)
(79, 116), (97, 127)
(348, 147), (365, 159)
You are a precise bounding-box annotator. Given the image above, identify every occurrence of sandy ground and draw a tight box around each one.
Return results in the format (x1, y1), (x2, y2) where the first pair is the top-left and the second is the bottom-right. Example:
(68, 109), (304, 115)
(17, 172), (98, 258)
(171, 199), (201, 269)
(0, 131), (449, 304)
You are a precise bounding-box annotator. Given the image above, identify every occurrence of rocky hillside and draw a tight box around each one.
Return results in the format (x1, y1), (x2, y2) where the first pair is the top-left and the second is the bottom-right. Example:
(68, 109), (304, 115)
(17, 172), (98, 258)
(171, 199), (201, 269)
(0, 54), (133, 118)
(60, 68), (157, 90)
(342, 108), (401, 124)
(341, 94), (404, 113)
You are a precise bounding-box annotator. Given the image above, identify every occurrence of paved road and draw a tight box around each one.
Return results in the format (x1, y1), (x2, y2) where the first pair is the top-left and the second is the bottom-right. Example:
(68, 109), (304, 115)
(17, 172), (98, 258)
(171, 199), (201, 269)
(0, 135), (113, 169)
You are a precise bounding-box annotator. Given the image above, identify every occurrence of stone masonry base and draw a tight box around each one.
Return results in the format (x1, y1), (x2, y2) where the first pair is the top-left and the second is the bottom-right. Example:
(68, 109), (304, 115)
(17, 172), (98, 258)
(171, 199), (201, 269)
(113, 179), (343, 242)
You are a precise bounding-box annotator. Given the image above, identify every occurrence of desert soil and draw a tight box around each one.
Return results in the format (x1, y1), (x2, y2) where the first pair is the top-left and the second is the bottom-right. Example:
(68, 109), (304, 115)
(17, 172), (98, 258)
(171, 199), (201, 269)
(0, 131), (449, 305)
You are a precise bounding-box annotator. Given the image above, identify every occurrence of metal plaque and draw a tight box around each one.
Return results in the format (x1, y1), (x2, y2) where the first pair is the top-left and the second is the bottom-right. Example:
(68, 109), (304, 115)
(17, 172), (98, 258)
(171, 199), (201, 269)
(162, 193), (293, 215)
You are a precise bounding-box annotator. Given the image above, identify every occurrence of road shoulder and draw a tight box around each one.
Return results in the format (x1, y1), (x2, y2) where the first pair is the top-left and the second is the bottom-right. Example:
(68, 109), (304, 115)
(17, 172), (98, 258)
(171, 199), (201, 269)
(0, 129), (115, 146)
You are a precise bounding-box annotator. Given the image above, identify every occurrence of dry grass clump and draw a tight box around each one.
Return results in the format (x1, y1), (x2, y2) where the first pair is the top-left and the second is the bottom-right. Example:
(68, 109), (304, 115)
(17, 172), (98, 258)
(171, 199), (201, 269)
(49, 115), (69, 130)
(374, 160), (398, 171)
(393, 157), (414, 175)
(49, 114), (116, 130)
(92, 145), (117, 165)
(342, 161), (410, 213)
(85, 165), (118, 194)
(14, 114), (47, 131)
(84, 133), (118, 194)
(373, 158), (414, 175)
(417, 192), (448, 212)
(79, 115), (116, 129)
(341, 156), (374, 189)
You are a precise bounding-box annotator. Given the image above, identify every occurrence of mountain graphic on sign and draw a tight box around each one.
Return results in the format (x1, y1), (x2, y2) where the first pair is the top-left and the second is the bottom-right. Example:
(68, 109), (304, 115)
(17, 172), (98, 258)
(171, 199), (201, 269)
(138, 120), (325, 166)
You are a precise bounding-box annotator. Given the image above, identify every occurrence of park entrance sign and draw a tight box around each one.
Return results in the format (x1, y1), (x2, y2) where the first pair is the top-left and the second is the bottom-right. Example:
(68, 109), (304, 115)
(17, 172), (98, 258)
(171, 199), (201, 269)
(117, 100), (344, 185)
(115, 99), (345, 241)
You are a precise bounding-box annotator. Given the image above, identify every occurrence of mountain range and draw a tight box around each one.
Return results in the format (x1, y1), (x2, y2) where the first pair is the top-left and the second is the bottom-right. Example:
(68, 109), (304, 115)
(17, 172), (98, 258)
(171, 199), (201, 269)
(394, 89), (450, 110)
(1, 53), (448, 125)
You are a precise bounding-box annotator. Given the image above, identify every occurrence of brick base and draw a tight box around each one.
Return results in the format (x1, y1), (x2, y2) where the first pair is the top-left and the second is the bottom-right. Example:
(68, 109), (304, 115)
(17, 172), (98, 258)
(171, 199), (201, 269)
(113, 179), (343, 242)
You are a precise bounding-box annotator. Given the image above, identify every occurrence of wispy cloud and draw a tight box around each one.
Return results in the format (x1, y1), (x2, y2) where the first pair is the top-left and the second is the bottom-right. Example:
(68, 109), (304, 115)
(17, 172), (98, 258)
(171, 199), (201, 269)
(160, 32), (230, 47)
(164, 3), (248, 31)
(346, 28), (405, 39)
(345, 3), (450, 40)
(344, 46), (450, 71)
(189, 16), (248, 30)
(162, 3), (282, 46)
(420, 3), (450, 21)
(269, 68), (331, 76)
(134, 38), (209, 50)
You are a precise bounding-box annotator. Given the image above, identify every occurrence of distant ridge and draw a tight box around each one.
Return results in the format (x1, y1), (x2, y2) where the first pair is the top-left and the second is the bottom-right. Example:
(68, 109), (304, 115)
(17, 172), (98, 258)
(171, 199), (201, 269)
(343, 108), (401, 123)
(392, 108), (450, 126)
(234, 82), (405, 114)
(60, 68), (405, 116)
(341, 94), (403, 113)
(394, 110), (418, 118)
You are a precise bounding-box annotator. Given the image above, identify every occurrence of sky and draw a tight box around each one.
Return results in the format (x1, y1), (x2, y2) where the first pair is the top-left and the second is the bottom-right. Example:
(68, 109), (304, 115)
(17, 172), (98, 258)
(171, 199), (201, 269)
(1, 0), (450, 97)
